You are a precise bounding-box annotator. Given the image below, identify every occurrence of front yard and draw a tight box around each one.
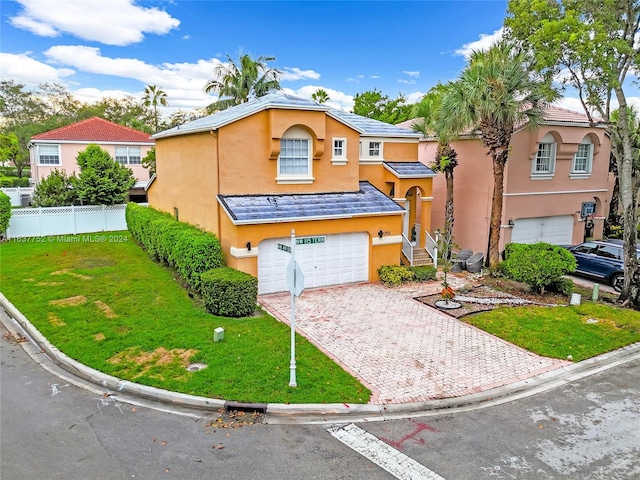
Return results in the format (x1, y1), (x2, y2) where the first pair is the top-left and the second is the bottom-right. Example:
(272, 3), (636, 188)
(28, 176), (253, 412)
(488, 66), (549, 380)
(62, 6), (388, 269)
(0, 233), (370, 404)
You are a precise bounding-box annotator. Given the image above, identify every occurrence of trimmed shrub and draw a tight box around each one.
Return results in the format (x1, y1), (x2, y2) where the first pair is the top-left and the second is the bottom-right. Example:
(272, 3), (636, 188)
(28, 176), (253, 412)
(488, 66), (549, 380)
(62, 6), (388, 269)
(549, 277), (574, 296)
(409, 265), (437, 282)
(11, 177), (30, 187)
(500, 242), (577, 293)
(0, 191), (11, 234)
(378, 265), (414, 287)
(0, 176), (13, 188)
(125, 203), (224, 291)
(200, 267), (258, 318)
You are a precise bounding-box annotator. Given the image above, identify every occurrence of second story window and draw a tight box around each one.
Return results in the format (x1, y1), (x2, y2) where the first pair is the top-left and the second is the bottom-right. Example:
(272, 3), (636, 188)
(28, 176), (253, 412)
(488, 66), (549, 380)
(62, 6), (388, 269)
(532, 133), (556, 178)
(369, 141), (381, 157)
(277, 127), (314, 184)
(115, 147), (142, 165)
(332, 137), (347, 165)
(279, 139), (309, 174)
(37, 144), (61, 165)
(571, 137), (593, 177)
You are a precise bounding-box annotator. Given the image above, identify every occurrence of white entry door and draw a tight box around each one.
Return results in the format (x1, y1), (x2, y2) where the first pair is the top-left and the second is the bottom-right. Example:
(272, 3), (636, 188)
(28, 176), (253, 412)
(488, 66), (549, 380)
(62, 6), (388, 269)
(258, 232), (369, 294)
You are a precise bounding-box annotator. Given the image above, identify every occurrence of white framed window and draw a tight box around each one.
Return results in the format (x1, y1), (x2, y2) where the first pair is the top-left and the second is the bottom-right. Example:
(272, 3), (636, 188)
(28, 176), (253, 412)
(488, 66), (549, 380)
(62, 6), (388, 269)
(115, 146), (141, 165)
(532, 133), (556, 178)
(571, 137), (593, 177)
(37, 144), (61, 166)
(332, 137), (347, 165)
(277, 126), (313, 184)
(359, 138), (385, 163)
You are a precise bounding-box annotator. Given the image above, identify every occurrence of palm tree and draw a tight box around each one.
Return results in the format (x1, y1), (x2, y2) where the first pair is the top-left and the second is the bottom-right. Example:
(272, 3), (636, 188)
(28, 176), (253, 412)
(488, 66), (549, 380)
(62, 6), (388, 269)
(142, 85), (168, 133)
(440, 40), (555, 268)
(204, 53), (281, 112)
(411, 84), (460, 248)
(311, 88), (330, 104)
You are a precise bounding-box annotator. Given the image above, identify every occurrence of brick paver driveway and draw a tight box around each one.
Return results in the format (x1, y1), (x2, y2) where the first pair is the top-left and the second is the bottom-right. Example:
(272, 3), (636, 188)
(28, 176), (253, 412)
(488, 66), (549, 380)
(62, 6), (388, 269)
(259, 281), (568, 404)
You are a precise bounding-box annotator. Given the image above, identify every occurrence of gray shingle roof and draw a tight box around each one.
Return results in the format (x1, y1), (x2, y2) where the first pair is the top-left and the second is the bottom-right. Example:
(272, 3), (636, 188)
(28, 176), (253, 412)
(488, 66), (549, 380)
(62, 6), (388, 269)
(384, 162), (436, 178)
(154, 92), (421, 139)
(328, 110), (420, 138)
(218, 181), (404, 225)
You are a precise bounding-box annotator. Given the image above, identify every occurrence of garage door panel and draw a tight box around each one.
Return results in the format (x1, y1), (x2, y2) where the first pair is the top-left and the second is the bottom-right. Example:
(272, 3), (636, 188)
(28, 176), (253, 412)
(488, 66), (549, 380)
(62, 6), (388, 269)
(258, 233), (369, 294)
(512, 215), (573, 245)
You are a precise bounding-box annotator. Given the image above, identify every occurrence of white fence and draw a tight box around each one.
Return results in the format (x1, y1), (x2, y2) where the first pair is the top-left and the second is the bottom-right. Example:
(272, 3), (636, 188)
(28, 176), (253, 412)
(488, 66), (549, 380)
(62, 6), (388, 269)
(1, 186), (34, 207)
(6, 204), (127, 239)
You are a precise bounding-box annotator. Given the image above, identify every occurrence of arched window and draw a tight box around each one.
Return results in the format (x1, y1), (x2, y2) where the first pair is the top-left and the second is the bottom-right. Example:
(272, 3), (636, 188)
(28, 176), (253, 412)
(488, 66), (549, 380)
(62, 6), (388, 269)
(532, 133), (556, 177)
(277, 126), (313, 184)
(571, 136), (593, 177)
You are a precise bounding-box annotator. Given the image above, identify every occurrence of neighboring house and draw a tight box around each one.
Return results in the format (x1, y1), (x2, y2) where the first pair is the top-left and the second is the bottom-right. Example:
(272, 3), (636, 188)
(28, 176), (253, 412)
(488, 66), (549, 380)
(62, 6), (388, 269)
(148, 92), (435, 294)
(405, 106), (612, 256)
(29, 117), (155, 201)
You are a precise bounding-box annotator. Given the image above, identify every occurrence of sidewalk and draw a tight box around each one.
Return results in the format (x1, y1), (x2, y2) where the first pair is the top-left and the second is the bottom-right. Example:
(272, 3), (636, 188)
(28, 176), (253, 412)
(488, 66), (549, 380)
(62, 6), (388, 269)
(2, 291), (639, 425)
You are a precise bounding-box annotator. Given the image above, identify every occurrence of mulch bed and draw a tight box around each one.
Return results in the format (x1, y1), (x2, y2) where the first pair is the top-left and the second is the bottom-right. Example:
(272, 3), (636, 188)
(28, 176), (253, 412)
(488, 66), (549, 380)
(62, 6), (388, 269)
(416, 281), (570, 319)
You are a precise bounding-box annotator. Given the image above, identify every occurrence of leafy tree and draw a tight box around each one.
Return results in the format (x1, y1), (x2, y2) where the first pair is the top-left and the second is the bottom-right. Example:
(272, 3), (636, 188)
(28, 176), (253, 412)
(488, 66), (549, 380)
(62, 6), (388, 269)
(353, 89), (413, 124)
(166, 108), (208, 128)
(0, 80), (48, 127)
(439, 40), (555, 268)
(32, 169), (79, 207)
(75, 144), (135, 205)
(311, 88), (330, 103)
(142, 85), (168, 133)
(204, 53), (281, 112)
(411, 84), (461, 243)
(0, 191), (10, 235)
(0, 133), (20, 170)
(505, 0), (640, 305)
(142, 147), (156, 176)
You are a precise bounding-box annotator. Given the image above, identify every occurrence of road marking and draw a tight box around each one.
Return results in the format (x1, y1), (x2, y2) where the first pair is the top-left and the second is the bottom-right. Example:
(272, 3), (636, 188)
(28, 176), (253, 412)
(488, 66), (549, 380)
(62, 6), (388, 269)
(327, 423), (446, 480)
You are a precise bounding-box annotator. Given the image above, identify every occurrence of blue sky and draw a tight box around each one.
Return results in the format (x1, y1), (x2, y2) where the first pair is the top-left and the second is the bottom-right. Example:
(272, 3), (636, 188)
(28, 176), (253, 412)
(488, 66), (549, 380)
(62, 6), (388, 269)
(0, 0), (626, 117)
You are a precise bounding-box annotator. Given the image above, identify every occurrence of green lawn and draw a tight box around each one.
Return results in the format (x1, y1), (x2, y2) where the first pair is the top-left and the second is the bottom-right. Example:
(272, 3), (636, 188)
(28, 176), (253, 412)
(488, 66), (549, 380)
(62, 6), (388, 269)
(0, 233), (370, 404)
(463, 303), (640, 361)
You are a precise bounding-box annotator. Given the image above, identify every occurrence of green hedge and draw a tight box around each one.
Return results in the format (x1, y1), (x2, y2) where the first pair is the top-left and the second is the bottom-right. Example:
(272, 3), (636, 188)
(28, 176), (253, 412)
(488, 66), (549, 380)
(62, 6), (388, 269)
(200, 267), (258, 317)
(378, 265), (415, 286)
(0, 176), (13, 188)
(410, 265), (437, 282)
(0, 191), (11, 234)
(501, 242), (577, 293)
(125, 203), (224, 291)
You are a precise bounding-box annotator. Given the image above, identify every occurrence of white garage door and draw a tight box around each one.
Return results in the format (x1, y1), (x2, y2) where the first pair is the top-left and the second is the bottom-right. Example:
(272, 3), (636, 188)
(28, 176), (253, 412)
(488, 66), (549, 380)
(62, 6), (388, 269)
(511, 215), (574, 245)
(258, 232), (369, 295)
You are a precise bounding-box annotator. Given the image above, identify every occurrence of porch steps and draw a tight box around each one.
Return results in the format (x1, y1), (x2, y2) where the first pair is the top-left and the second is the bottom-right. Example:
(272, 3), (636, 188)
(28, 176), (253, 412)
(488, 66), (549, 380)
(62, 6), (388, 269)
(402, 246), (434, 267)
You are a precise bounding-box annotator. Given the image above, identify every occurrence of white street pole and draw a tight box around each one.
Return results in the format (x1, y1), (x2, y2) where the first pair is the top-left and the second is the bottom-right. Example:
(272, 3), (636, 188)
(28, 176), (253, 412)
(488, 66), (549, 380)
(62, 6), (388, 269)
(289, 228), (297, 387)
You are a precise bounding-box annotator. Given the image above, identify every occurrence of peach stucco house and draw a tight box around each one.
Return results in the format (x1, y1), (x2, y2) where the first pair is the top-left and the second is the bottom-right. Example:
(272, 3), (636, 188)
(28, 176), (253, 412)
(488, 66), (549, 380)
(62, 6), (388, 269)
(148, 92), (435, 294)
(406, 106), (612, 257)
(29, 117), (155, 200)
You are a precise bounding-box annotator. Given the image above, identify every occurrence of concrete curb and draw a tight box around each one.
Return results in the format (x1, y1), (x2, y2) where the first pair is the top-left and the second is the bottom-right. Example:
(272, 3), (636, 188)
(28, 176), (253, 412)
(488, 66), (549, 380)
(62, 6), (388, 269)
(2, 292), (639, 424)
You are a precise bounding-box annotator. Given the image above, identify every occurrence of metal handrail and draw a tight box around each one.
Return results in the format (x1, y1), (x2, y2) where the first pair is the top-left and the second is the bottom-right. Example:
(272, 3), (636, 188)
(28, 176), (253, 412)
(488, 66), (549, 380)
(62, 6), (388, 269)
(425, 230), (438, 269)
(401, 233), (413, 266)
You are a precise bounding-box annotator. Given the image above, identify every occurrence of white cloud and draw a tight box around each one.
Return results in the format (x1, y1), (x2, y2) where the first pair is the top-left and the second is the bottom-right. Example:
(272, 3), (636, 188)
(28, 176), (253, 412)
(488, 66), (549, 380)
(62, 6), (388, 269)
(405, 91), (426, 103)
(403, 71), (420, 77)
(10, 0), (180, 46)
(0, 52), (75, 84)
(280, 67), (321, 81)
(282, 85), (354, 111)
(455, 28), (504, 59)
(398, 79), (416, 85)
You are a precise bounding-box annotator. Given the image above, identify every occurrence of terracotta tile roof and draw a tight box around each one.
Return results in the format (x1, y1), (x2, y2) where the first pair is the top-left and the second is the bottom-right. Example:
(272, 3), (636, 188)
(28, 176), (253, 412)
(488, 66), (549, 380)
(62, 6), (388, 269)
(31, 117), (154, 143)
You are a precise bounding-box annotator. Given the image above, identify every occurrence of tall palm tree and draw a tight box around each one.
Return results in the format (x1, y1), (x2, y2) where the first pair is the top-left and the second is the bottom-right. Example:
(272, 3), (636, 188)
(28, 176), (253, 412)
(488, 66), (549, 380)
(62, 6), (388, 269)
(142, 85), (168, 133)
(411, 84), (460, 247)
(311, 88), (330, 104)
(204, 53), (281, 112)
(440, 40), (555, 267)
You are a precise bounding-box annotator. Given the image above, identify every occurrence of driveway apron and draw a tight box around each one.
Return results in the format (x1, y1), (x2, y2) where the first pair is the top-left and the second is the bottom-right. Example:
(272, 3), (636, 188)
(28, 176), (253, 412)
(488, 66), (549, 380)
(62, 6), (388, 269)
(259, 282), (568, 405)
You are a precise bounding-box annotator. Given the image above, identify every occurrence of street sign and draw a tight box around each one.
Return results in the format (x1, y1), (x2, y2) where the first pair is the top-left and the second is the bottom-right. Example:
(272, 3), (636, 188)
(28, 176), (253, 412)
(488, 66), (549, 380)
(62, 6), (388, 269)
(286, 257), (304, 297)
(277, 243), (292, 253)
(296, 236), (325, 245)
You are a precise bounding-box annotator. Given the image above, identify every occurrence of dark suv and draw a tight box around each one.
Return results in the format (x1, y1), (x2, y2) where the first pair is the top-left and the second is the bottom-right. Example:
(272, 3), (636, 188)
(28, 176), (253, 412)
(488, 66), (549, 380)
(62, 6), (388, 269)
(566, 239), (638, 292)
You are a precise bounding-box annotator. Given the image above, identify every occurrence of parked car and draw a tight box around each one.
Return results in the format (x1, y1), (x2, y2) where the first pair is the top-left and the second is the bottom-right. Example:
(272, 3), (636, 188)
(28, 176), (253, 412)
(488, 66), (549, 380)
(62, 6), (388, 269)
(564, 239), (639, 292)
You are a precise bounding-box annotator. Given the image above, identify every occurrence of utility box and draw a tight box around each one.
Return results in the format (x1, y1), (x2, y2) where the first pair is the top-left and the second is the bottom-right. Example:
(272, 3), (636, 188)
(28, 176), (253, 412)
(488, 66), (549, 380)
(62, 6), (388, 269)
(213, 327), (224, 342)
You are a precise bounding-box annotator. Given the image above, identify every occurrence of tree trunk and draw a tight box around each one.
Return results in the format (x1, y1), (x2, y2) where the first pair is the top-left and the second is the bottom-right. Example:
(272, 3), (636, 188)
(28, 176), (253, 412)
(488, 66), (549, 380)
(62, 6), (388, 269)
(488, 156), (506, 268)
(613, 86), (640, 307)
(445, 169), (454, 237)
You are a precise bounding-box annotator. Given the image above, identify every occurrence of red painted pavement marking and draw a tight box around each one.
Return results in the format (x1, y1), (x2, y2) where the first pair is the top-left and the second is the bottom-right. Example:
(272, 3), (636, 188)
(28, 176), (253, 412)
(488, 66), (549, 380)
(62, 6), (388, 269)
(380, 420), (438, 450)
